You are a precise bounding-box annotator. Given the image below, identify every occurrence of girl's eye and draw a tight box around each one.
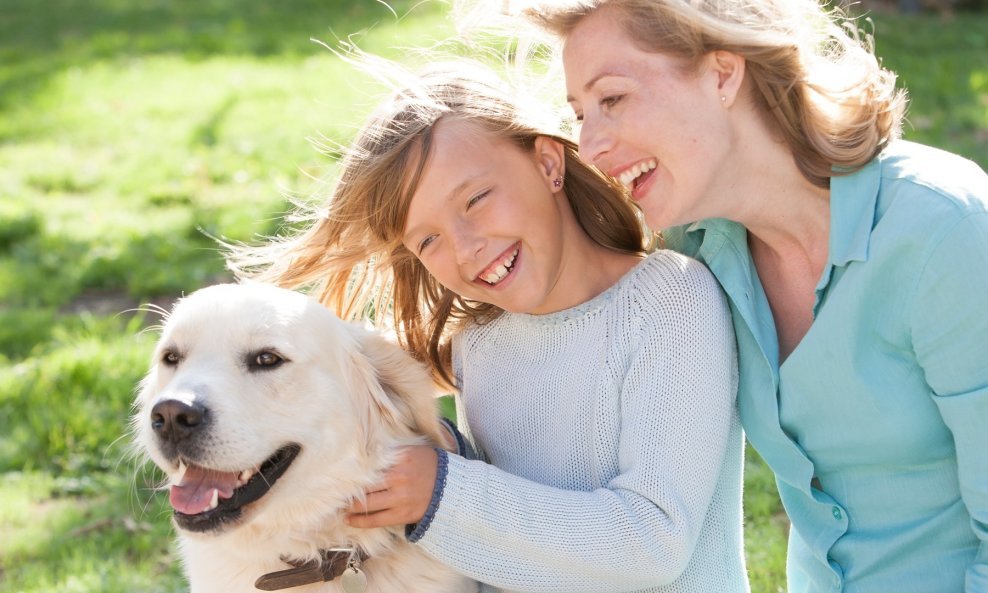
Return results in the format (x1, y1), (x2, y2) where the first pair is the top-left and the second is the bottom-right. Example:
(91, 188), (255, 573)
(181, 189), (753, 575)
(417, 234), (436, 254)
(466, 189), (490, 209)
(601, 94), (624, 109)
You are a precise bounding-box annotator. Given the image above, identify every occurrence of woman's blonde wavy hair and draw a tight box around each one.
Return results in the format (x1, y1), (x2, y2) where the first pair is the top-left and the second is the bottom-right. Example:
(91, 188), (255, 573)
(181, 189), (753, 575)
(227, 59), (648, 389)
(522, 0), (908, 187)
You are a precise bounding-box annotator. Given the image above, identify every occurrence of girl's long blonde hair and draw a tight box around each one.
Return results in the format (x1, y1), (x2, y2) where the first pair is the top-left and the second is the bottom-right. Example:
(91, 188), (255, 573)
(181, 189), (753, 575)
(521, 0), (908, 188)
(227, 60), (648, 389)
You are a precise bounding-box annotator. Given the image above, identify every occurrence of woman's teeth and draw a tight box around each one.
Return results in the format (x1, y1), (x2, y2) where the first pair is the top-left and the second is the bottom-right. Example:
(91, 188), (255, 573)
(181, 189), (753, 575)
(618, 159), (657, 189)
(482, 248), (519, 285)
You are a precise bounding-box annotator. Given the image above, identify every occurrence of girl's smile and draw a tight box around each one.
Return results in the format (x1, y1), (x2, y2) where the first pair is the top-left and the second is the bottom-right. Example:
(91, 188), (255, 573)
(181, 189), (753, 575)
(477, 244), (520, 286)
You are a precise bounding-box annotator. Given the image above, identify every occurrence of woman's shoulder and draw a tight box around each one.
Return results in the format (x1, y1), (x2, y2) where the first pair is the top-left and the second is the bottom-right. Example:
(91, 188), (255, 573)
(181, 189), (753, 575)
(878, 141), (987, 214)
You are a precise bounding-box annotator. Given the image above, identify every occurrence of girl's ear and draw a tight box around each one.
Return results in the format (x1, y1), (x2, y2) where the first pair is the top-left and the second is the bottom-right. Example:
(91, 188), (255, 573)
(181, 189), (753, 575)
(710, 51), (745, 107)
(533, 136), (566, 193)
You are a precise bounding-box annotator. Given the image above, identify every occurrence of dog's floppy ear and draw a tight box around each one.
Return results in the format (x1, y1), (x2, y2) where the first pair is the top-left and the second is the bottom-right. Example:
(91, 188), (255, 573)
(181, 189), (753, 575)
(346, 325), (448, 449)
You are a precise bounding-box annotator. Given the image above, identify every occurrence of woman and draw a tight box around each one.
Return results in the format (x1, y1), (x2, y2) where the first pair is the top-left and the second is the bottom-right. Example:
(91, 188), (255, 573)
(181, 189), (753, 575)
(522, 0), (988, 592)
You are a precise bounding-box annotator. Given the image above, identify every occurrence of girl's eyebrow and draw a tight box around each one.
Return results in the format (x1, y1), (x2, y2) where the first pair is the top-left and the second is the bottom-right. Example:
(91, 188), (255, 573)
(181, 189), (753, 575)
(444, 178), (474, 203)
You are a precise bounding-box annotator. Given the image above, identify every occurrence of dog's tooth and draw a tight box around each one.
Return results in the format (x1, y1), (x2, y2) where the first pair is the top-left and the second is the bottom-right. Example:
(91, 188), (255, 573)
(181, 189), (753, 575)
(240, 469), (252, 482)
(175, 461), (188, 485)
(207, 488), (219, 511)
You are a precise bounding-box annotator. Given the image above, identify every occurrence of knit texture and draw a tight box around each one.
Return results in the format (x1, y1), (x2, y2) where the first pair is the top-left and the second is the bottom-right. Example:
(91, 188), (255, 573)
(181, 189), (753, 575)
(416, 250), (749, 593)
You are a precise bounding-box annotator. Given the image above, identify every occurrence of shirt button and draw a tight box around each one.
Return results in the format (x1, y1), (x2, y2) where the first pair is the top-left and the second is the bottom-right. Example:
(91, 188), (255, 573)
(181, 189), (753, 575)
(832, 506), (842, 520)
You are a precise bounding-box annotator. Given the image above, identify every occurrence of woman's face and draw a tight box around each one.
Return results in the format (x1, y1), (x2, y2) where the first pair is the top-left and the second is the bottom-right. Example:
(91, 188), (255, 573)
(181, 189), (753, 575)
(401, 118), (607, 315)
(563, 10), (735, 230)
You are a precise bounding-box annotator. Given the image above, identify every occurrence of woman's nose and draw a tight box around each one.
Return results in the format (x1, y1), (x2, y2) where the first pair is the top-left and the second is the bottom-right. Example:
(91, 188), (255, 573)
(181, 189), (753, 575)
(578, 115), (612, 167)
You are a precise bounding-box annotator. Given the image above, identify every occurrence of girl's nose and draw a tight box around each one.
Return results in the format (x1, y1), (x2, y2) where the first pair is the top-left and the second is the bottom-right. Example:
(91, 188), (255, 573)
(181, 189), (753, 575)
(452, 224), (484, 265)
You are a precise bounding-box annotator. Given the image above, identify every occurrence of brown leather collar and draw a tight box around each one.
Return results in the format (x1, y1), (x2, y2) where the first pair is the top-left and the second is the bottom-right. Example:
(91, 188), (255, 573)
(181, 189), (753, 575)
(255, 548), (369, 591)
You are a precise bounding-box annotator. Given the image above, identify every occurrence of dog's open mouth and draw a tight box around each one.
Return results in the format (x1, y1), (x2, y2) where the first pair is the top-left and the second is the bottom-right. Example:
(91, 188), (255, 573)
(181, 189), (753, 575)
(169, 444), (301, 532)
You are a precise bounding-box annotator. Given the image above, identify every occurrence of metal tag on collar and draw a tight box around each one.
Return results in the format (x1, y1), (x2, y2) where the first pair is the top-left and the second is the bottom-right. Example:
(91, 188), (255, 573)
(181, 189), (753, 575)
(340, 553), (368, 593)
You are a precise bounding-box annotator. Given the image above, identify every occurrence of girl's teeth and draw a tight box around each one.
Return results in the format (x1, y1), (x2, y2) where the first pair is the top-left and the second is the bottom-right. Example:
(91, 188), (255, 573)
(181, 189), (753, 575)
(481, 248), (519, 285)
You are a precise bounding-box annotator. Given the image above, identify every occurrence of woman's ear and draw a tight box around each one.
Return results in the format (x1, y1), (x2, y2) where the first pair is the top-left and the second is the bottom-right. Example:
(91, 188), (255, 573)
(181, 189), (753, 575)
(533, 136), (566, 193)
(710, 51), (746, 107)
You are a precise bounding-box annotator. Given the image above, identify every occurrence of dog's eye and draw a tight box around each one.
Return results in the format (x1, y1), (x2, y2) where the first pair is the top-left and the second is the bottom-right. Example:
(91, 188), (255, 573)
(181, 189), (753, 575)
(250, 351), (284, 370)
(162, 350), (180, 366)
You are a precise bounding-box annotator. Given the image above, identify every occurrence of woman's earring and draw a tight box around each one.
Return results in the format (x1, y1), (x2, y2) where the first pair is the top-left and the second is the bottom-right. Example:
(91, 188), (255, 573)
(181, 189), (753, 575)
(720, 95), (727, 103)
(553, 177), (563, 188)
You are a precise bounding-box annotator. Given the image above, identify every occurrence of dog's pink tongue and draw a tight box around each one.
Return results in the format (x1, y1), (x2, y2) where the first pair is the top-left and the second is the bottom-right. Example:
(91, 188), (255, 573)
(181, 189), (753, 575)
(169, 465), (239, 515)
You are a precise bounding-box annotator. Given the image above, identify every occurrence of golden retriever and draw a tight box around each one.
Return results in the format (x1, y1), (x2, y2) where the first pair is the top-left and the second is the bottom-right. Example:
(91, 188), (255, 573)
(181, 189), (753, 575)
(132, 283), (476, 593)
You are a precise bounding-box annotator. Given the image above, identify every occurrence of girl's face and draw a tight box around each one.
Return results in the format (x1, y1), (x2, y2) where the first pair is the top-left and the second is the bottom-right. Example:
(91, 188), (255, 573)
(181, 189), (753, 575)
(402, 118), (615, 315)
(562, 10), (736, 230)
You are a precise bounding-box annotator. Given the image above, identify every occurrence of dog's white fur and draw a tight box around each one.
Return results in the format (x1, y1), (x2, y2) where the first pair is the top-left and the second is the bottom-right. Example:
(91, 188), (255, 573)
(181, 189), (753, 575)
(132, 283), (475, 593)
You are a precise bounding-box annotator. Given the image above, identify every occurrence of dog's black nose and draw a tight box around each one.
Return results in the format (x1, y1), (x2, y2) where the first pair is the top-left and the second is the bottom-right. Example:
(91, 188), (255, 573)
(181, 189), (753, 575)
(151, 399), (207, 443)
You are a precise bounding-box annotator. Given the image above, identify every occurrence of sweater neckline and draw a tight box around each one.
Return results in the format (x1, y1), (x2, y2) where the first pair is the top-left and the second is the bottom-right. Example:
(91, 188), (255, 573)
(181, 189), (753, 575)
(506, 255), (650, 325)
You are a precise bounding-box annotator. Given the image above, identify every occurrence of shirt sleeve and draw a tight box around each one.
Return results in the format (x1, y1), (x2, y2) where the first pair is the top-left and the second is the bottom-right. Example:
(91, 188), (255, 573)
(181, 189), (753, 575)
(909, 211), (988, 592)
(414, 261), (740, 592)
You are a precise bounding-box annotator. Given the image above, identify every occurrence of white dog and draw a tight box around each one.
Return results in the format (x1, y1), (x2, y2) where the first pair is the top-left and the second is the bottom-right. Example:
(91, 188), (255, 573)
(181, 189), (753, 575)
(132, 283), (476, 593)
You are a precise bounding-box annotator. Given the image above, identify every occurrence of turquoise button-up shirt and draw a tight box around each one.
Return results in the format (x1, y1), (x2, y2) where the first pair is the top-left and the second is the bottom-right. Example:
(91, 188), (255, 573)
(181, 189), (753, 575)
(665, 141), (988, 593)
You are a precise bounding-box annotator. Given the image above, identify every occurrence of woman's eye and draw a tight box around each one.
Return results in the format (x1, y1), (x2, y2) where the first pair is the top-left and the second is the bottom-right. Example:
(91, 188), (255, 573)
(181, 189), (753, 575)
(601, 94), (623, 108)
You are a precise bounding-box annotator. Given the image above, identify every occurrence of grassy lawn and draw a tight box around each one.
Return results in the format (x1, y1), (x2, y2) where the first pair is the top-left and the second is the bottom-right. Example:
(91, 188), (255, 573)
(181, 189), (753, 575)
(1, 1), (985, 591)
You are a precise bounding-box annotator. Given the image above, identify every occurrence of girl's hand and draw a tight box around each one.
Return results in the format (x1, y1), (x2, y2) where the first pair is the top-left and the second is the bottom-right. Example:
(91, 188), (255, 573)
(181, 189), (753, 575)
(346, 445), (438, 529)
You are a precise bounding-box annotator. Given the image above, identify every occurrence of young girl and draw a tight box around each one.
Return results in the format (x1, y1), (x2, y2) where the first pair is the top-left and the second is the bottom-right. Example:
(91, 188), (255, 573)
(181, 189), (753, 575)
(229, 60), (748, 593)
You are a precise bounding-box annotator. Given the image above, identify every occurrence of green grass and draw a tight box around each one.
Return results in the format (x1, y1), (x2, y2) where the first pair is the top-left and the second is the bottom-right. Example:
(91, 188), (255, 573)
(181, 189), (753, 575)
(0, 471), (184, 593)
(0, 1), (984, 591)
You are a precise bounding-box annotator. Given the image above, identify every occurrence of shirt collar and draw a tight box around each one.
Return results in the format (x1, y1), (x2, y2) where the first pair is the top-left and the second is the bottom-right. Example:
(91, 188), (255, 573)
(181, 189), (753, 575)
(827, 156), (882, 266)
(685, 156), (882, 267)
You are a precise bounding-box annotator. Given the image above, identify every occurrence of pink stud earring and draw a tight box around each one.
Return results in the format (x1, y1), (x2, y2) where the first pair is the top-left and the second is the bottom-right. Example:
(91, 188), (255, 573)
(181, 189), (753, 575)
(553, 177), (562, 188)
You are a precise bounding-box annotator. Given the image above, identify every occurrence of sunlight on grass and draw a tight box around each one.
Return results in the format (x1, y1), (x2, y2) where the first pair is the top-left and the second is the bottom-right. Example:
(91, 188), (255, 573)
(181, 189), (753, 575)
(0, 472), (184, 593)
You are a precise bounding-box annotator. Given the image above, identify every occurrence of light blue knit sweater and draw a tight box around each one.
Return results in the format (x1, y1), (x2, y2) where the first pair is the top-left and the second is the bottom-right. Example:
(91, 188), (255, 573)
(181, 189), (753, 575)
(415, 250), (749, 593)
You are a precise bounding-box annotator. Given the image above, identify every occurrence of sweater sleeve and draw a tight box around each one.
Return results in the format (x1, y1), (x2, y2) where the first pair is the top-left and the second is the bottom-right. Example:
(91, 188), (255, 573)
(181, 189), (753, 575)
(414, 258), (740, 592)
